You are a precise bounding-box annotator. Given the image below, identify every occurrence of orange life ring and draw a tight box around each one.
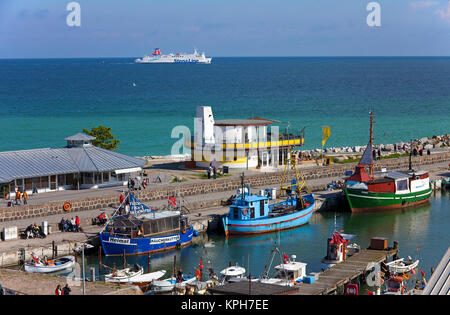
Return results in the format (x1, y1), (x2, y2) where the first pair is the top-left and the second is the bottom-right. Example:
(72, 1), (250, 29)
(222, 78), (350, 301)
(63, 202), (71, 211)
(241, 208), (248, 216)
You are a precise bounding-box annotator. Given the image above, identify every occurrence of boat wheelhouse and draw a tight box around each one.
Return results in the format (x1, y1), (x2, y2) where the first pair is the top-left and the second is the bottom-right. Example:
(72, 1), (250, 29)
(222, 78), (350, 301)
(100, 194), (194, 256)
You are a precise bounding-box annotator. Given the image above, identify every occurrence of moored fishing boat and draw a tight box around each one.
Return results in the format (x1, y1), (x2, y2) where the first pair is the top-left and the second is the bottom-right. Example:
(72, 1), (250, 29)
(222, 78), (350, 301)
(223, 167), (315, 236)
(344, 113), (432, 212)
(386, 257), (419, 274)
(260, 246), (307, 286)
(100, 193), (194, 256)
(24, 253), (75, 273)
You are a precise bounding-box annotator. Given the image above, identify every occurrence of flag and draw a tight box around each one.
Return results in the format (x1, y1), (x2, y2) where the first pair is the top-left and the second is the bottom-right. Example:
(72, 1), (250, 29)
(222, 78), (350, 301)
(322, 126), (330, 147)
(367, 290), (374, 295)
(420, 270), (425, 278)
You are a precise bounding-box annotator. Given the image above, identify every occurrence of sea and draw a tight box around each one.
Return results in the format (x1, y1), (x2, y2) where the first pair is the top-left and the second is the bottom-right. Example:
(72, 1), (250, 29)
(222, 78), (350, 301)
(0, 57), (449, 157)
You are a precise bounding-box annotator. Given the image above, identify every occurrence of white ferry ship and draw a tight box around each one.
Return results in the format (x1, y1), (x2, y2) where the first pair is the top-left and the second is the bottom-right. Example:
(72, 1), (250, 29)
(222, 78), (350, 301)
(135, 48), (212, 64)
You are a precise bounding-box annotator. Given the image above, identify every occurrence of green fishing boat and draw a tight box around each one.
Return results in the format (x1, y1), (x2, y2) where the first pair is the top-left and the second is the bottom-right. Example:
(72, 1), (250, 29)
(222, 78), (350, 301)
(344, 113), (432, 212)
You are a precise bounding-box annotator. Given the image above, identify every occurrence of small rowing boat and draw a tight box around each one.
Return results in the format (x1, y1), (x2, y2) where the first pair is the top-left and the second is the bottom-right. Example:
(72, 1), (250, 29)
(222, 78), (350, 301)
(24, 253), (75, 273)
(386, 257), (419, 274)
(104, 264), (144, 282)
(151, 275), (197, 293)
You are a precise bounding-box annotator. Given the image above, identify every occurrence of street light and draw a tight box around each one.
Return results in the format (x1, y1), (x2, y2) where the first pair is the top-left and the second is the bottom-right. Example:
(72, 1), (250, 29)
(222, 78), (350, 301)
(74, 243), (94, 295)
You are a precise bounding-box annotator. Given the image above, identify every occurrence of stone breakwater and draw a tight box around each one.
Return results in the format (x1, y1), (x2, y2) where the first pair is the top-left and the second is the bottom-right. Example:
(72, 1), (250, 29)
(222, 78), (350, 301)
(0, 151), (449, 223)
(302, 134), (450, 156)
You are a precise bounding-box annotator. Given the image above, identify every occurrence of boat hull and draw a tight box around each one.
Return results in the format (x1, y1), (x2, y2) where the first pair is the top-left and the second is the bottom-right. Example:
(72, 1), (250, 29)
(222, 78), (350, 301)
(24, 256), (75, 273)
(344, 187), (432, 212)
(222, 194), (315, 236)
(100, 226), (194, 256)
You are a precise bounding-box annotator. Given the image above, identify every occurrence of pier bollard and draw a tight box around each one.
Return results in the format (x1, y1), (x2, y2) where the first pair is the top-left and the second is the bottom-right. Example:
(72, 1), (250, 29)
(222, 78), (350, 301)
(173, 255), (177, 277)
(393, 241), (399, 260)
(90, 267), (96, 282)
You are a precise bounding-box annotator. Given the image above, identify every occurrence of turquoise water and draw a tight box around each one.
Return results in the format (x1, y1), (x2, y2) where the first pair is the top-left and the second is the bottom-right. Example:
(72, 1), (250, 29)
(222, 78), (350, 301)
(82, 191), (450, 290)
(0, 57), (449, 156)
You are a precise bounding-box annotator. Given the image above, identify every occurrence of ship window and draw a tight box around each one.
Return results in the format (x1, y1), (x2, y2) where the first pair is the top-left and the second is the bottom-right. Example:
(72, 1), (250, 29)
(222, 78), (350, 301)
(250, 208), (255, 219)
(233, 207), (239, 219)
(397, 179), (408, 191)
(260, 200), (265, 216)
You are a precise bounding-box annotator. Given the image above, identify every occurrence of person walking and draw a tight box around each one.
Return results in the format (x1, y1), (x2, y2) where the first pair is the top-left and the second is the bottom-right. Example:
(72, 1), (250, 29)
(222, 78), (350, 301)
(23, 190), (29, 205)
(206, 167), (211, 179)
(213, 166), (217, 180)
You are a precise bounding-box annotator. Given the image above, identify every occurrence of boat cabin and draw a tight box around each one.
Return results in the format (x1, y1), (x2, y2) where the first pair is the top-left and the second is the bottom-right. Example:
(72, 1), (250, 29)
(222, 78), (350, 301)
(346, 166), (429, 194)
(219, 266), (246, 283)
(105, 211), (187, 239)
(385, 276), (405, 295)
(227, 187), (301, 221)
(274, 256), (307, 281)
(325, 232), (349, 263)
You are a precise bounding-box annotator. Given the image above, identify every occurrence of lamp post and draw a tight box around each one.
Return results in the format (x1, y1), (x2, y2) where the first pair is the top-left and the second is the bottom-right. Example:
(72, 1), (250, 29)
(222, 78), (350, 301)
(77, 243), (93, 295)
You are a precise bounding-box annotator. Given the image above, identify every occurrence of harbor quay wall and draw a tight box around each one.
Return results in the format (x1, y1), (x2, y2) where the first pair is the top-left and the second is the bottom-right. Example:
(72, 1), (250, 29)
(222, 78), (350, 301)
(0, 152), (449, 224)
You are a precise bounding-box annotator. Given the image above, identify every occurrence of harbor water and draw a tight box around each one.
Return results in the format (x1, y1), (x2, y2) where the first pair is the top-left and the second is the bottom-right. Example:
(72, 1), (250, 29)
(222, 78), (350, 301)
(80, 190), (450, 289)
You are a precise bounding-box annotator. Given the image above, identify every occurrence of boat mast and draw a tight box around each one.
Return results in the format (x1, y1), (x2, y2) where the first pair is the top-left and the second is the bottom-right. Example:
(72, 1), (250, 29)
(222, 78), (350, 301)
(369, 112), (374, 177)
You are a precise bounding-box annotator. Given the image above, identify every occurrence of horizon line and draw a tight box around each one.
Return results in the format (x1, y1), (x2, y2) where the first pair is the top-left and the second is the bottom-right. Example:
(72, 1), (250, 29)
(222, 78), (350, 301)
(1, 55), (450, 60)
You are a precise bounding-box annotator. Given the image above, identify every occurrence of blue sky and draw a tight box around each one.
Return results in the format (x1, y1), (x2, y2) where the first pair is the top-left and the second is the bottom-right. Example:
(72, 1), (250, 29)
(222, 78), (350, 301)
(1, 0), (449, 58)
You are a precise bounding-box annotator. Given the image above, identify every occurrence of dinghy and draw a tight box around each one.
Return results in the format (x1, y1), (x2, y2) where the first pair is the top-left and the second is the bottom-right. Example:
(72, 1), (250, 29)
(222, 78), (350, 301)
(104, 264), (144, 282)
(386, 257), (419, 274)
(151, 275), (197, 293)
(120, 270), (166, 286)
(24, 254), (75, 273)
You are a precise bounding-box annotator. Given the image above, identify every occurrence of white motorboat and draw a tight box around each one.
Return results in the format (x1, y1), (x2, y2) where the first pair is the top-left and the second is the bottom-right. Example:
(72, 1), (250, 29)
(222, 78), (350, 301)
(104, 264), (144, 282)
(386, 257), (419, 274)
(261, 255), (307, 286)
(219, 266), (246, 284)
(24, 254), (75, 273)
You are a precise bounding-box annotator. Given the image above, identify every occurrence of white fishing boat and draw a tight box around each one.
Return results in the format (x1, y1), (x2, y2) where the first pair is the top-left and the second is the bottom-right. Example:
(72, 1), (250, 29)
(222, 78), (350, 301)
(151, 275), (197, 293)
(24, 254), (75, 273)
(386, 257), (419, 274)
(261, 255), (307, 287)
(104, 264), (144, 282)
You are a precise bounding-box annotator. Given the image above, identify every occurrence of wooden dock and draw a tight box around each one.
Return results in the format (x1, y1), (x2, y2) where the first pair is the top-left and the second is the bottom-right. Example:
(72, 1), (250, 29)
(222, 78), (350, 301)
(293, 248), (398, 295)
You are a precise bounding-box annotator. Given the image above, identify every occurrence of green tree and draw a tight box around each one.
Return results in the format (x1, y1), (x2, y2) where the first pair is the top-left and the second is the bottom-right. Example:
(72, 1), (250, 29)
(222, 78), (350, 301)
(83, 126), (120, 150)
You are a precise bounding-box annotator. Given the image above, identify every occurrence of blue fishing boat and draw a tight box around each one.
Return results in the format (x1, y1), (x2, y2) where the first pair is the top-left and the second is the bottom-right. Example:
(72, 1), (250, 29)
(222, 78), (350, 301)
(222, 186), (315, 236)
(223, 163), (315, 236)
(100, 194), (194, 256)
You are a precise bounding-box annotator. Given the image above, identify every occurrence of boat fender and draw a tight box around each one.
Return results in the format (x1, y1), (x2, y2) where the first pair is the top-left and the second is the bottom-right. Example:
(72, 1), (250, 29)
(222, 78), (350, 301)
(63, 202), (71, 211)
(241, 208), (248, 216)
